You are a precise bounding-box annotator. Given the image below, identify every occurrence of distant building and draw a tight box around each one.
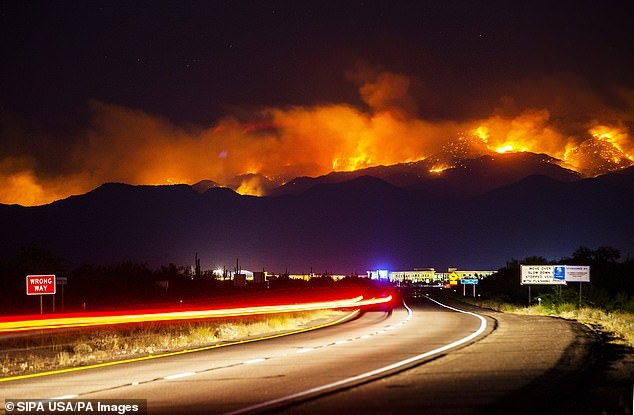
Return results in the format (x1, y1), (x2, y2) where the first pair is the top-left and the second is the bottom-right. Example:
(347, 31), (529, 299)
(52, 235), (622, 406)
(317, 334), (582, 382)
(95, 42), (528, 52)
(287, 273), (347, 281)
(367, 267), (496, 284)
(387, 268), (436, 284)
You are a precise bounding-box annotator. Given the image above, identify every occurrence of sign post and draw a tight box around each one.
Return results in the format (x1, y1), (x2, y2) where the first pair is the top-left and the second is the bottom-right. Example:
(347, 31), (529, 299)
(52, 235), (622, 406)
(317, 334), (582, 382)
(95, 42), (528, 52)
(26, 275), (56, 315)
(520, 266), (566, 305)
(564, 266), (590, 307)
(460, 278), (478, 297)
(520, 265), (590, 306)
(57, 277), (68, 312)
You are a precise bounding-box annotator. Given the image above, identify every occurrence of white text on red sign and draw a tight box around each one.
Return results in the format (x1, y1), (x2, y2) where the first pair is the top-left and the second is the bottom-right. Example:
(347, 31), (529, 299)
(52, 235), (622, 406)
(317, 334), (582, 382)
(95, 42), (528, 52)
(26, 275), (57, 295)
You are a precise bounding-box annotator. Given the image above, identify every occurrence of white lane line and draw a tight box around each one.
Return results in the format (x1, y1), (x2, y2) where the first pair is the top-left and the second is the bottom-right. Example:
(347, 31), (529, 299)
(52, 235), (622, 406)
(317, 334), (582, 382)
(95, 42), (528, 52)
(49, 395), (79, 400)
(163, 372), (195, 380)
(12, 312), (368, 404)
(293, 306), (412, 354)
(46, 305), (415, 403)
(221, 298), (486, 415)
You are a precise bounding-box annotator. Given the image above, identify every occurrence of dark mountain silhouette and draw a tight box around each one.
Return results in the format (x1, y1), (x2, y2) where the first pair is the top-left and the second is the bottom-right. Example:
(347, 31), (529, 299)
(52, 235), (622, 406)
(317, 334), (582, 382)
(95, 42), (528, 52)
(0, 157), (632, 274)
(270, 152), (581, 198)
(593, 165), (634, 190)
(191, 179), (222, 193)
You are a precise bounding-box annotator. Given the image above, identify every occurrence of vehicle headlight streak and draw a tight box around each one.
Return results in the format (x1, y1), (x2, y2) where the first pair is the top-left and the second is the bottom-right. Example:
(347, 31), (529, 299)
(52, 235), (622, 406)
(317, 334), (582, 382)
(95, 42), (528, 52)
(0, 295), (392, 334)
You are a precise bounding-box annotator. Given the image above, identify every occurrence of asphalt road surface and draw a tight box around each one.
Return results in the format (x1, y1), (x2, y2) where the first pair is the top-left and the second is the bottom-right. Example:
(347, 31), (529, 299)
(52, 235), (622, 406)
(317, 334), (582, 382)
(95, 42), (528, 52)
(1, 294), (619, 414)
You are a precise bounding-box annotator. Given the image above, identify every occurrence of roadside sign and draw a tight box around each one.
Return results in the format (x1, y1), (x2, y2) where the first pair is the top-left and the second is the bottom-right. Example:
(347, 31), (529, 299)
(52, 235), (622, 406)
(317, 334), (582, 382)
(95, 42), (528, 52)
(56, 277), (68, 285)
(26, 275), (56, 295)
(564, 265), (590, 282)
(520, 265), (566, 285)
(553, 266), (565, 282)
(461, 278), (478, 285)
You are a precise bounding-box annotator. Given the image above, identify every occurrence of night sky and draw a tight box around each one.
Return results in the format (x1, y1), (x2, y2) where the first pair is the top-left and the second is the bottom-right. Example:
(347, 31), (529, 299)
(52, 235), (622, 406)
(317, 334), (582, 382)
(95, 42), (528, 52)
(2, 1), (633, 205)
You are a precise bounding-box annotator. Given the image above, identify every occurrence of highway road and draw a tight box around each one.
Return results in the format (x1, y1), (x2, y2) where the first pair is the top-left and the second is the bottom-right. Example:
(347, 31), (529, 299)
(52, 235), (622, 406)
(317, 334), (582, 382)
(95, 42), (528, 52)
(1, 294), (603, 414)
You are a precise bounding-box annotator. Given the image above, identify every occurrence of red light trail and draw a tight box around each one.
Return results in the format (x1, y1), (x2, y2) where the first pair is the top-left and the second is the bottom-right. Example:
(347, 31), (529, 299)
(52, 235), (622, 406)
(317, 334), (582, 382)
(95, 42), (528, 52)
(0, 295), (392, 334)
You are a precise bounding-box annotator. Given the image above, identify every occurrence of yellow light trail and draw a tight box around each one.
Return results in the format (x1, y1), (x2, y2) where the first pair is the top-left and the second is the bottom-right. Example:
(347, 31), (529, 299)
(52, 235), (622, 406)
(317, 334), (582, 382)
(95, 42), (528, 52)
(0, 295), (392, 334)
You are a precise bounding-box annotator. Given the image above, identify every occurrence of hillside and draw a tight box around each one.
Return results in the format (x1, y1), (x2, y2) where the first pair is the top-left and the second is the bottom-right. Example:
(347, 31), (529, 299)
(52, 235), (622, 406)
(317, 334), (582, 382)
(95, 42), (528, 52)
(0, 159), (632, 273)
(270, 152), (582, 197)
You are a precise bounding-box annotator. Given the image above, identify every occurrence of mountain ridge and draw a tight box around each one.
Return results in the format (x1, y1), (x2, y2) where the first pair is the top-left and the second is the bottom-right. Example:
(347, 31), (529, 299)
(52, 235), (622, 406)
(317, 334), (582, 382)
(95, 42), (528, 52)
(1, 155), (632, 273)
(269, 152), (582, 198)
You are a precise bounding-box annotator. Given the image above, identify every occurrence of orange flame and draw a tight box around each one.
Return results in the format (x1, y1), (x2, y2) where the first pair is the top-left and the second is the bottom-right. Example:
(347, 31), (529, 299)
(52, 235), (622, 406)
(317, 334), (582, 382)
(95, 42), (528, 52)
(589, 124), (632, 161)
(472, 113), (633, 175)
(1, 72), (632, 206)
(429, 164), (450, 173)
(562, 124), (634, 176)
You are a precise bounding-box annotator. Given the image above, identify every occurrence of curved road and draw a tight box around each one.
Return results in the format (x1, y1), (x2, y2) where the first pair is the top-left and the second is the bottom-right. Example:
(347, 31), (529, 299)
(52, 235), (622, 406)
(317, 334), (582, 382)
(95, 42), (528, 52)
(1, 295), (602, 414)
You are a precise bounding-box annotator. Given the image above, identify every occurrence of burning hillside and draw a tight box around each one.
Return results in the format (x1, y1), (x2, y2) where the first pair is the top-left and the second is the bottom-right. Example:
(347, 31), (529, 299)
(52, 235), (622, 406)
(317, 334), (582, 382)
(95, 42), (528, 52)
(1, 72), (632, 206)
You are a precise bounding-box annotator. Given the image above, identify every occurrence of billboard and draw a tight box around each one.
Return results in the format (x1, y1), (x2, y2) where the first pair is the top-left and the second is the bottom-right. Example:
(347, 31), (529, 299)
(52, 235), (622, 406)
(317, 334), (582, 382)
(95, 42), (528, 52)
(520, 265), (566, 285)
(520, 265), (590, 285)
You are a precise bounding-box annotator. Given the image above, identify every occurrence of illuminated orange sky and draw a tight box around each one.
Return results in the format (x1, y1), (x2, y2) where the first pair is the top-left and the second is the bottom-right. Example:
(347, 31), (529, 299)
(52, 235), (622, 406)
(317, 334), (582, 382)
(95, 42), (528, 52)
(1, 70), (632, 206)
(2, 3), (632, 206)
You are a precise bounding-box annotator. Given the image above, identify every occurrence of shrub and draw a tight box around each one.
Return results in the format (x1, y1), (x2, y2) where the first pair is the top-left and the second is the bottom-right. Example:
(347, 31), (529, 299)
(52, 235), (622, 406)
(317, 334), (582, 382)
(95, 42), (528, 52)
(73, 343), (93, 355)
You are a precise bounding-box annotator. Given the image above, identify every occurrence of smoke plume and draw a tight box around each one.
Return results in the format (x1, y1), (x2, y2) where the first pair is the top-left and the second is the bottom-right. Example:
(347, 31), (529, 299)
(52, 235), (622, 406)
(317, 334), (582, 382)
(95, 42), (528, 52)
(1, 71), (632, 206)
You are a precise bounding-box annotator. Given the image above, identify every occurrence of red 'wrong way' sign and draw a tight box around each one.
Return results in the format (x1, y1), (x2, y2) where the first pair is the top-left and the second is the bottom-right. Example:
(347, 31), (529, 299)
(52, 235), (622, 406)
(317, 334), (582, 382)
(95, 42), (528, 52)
(26, 275), (56, 295)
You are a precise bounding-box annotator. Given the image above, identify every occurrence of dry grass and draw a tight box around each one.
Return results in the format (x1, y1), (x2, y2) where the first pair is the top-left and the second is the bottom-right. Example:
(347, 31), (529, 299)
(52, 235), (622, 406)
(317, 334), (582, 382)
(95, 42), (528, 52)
(0, 310), (346, 378)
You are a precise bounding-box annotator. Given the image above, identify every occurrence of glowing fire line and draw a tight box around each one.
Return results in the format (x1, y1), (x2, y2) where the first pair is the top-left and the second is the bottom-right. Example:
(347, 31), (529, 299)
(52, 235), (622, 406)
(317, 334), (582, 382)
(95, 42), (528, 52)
(0, 295), (392, 334)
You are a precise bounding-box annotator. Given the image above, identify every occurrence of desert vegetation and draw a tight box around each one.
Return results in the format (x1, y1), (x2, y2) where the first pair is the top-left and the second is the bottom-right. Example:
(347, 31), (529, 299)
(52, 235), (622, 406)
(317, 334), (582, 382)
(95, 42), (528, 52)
(473, 246), (634, 346)
(0, 310), (347, 378)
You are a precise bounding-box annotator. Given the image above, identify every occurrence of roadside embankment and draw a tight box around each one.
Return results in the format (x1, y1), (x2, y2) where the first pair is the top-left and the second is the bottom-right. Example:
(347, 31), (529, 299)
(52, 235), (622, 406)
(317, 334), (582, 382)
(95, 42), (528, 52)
(446, 296), (633, 414)
(0, 309), (351, 379)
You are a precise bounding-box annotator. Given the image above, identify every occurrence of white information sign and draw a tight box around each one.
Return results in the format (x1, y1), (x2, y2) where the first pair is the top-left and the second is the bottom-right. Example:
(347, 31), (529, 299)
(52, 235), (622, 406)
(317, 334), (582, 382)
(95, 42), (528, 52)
(564, 265), (591, 282)
(520, 265), (567, 285)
